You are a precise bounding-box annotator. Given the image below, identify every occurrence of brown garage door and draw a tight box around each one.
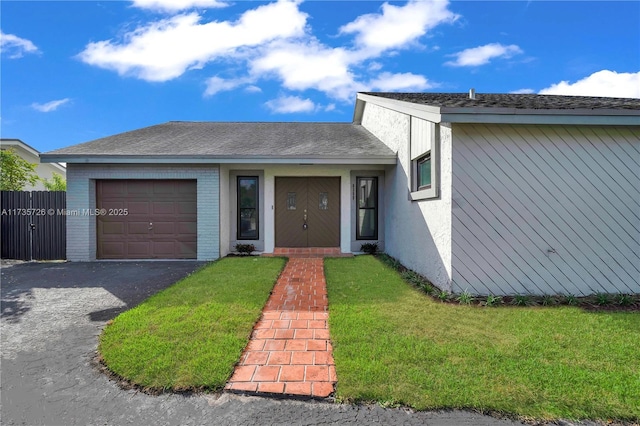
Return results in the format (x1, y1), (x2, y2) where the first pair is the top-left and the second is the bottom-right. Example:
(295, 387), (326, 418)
(97, 180), (197, 259)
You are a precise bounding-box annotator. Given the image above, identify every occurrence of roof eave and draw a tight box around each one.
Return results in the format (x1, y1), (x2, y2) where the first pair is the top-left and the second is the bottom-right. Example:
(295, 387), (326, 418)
(39, 154), (398, 165)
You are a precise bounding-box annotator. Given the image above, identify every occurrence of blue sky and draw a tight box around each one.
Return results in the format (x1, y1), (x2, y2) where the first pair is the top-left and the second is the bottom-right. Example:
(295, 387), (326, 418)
(1, 0), (639, 153)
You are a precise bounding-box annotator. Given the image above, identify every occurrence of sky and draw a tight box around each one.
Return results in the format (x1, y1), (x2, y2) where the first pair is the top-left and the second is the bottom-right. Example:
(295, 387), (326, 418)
(1, 0), (639, 153)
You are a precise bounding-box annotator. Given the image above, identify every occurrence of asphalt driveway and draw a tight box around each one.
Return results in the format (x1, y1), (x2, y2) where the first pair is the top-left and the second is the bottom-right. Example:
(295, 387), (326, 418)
(0, 261), (531, 426)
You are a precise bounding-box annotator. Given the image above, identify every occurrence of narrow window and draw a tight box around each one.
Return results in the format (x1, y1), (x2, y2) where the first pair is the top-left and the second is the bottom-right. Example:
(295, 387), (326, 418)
(356, 177), (377, 240)
(417, 153), (431, 190)
(237, 177), (258, 240)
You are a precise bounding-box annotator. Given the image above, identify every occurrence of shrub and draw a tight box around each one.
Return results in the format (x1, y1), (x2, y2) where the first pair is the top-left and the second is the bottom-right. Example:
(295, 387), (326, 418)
(614, 294), (633, 306)
(484, 295), (502, 307)
(512, 295), (532, 306)
(360, 243), (378, 254)
(437, 291), (449, 302)
(235, 243), (256, 255)
(456, 289), (474, 305)
(564, 294), (579, 306)
(595, 293), (611, 306)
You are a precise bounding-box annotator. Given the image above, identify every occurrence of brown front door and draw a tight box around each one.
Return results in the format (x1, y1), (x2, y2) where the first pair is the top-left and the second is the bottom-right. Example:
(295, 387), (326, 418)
(275, 177), (340, 247)
(97, 179), (197, 259)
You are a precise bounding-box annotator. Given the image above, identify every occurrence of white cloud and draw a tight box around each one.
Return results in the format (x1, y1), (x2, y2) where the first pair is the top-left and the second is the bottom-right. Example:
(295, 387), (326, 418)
(539, 70), (640, 98)
(340, 0), (458, 56)
(510, 88), (535, 94)
(78, 0), (308, 82)
(31, 98), (70, 112)
(244, 85), (262, 93)
(369, 71), (434, 91)
(132, 0), (227, 12)
(251, 41), (363, 101)
(0, 31), (39, 58)
(204, 76), (246, 96)
(265, 95), (316, 113)
(325, 103), (336, 112)
(445, 43), (522, 67)
(78, 0), (458, 102)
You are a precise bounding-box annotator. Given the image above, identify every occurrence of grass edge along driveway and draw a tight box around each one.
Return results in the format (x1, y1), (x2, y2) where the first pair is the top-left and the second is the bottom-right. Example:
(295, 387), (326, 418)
(99, 257), (286, 391)
(325, 255), (640, 423)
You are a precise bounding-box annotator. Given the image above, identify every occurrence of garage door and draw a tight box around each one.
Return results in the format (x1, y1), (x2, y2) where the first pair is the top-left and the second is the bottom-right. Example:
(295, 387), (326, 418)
(97, 180), (197, 259)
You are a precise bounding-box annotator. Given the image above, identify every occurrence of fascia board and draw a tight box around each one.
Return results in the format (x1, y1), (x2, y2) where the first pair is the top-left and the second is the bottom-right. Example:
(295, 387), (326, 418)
(356, 93), (442, 123)
(39, 155), (398, 165)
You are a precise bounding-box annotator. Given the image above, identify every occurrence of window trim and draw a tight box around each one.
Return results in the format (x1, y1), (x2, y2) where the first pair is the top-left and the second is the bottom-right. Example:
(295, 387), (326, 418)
(356, 176), (378, 240)
(237, 176), (259, 240)
(409, 118), (439, 201)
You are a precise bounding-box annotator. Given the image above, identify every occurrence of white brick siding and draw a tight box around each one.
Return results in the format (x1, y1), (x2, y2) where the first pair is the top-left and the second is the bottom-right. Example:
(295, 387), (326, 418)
(66, 164), (219, 261)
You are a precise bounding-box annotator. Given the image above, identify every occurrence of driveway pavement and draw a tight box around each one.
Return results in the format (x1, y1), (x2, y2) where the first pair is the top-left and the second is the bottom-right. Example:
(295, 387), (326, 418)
(0, 261), (548, 425)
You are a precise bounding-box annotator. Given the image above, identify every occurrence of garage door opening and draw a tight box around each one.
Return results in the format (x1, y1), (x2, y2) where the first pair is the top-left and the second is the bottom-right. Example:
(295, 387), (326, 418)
(96, 180), (197, 259)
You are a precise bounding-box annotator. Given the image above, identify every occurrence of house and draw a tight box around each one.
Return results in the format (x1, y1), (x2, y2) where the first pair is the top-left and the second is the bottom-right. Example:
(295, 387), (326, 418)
(40, 92), (640, 296)
(1, 139), (66, 191)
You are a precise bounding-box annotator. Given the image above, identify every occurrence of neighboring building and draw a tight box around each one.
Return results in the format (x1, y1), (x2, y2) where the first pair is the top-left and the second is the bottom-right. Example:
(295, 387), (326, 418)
(1, 139), (66, 191)
(40, 93), (640, 296)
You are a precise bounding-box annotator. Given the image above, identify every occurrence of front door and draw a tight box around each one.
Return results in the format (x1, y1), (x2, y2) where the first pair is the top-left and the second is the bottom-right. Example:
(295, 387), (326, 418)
(275, 177), (340, 247)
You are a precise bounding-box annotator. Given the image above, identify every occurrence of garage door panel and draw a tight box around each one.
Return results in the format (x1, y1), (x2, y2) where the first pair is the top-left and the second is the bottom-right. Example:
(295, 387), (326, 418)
(177, 222), (197, 234)
(127, 202), (150, 215)
(101, 222), (125, 235)
(99, 181), (126, 197)
(176, 201), (197, 214)
(101, 242), (125, 257)
(97, 179), (197, 259)
(152, 241), (176, 255)
(128, 222), (151, 234)
(127, 241), (151, 255)
(178, 241), (197, 257)
(153, 222), (175, 234)
(152, 202), (175, 214)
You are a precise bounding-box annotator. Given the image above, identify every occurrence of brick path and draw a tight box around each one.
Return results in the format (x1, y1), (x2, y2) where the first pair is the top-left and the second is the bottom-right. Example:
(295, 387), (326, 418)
(225, 258), (337, 397)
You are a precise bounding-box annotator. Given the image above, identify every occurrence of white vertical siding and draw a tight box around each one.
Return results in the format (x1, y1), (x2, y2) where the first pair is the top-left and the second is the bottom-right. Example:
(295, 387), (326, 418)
(451, 124), (640, 295)
(361, 102), (453, 291)
(410, 117), (434, 160)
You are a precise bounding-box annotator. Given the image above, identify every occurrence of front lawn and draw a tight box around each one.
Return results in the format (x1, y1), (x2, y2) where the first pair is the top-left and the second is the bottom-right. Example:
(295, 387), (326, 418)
(325, 256), (640, 422)
(99, 257), (286, 391)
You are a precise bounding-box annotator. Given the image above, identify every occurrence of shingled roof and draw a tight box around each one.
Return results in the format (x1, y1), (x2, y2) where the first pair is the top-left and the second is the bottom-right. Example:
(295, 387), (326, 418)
(42, 121), (396, 163)
(361, 92), (640, 110)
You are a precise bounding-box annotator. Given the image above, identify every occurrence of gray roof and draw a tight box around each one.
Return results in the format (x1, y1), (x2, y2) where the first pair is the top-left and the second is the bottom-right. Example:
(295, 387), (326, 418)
(361, 92), (640, 110)
(42, 122), (396, 163)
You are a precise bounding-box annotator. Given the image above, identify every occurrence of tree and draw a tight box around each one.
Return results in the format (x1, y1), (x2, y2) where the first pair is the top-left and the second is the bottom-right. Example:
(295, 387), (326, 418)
(0, 148), (39, 191)
(42, 172), (66, 191)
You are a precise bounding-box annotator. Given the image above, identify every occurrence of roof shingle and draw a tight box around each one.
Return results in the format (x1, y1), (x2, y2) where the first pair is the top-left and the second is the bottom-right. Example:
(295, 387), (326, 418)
(44, 122), (395, 159)
(361, 92), (640, 110)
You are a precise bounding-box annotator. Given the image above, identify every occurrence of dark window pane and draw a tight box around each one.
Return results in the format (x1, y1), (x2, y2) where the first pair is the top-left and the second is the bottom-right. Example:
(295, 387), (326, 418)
(356, 177), (377, 240)
(239, 178), (257, 208)
(418, 155), (431, 189)
(358, 178), (375, 208)
(287, 192), (296, 210)
(358, 210), (376, 238)
(239, 208), (257, 238)
(237, 177), (258, 240)
(319, 192), (328, 210)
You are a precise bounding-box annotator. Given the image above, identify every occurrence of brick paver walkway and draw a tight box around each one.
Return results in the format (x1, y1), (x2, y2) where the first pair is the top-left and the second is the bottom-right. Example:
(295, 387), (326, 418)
(226, 258), (337, 397)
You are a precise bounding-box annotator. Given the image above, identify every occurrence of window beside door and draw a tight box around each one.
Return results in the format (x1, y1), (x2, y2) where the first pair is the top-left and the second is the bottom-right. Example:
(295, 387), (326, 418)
(238, 176), (258, 240)
(356, 177), (377, 240)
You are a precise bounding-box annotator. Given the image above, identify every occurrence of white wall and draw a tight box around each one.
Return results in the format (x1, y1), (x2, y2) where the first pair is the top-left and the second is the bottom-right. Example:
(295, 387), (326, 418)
(451, 123), (640, 295)
(66, 164), (219, 261)
(361, 102), (453, 291)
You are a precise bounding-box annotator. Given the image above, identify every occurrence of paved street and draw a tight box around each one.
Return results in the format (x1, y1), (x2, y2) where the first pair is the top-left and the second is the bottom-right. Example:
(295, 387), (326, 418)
(1, 261), (531, 425)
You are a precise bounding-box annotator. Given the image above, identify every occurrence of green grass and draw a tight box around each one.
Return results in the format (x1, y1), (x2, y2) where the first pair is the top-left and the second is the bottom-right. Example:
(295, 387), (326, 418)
(325, 256), (640, 422)
(99, 257), (286, 391)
